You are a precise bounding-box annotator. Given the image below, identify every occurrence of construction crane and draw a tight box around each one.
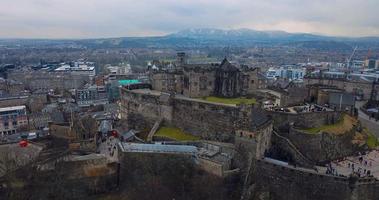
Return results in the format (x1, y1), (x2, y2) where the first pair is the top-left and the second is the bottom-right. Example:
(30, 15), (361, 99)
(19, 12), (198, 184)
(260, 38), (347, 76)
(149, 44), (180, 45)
(346, 46), (358, 68)
(367, 48), (372, 60)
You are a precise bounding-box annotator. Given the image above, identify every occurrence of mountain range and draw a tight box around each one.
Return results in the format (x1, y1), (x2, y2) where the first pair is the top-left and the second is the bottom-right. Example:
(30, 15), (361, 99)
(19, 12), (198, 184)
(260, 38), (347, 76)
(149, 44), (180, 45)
(2, 28), (379, 49)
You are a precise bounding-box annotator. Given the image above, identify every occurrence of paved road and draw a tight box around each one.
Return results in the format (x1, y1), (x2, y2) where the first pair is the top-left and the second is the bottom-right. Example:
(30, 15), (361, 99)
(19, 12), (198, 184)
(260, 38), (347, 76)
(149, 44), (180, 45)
(356, 101), (379, 137)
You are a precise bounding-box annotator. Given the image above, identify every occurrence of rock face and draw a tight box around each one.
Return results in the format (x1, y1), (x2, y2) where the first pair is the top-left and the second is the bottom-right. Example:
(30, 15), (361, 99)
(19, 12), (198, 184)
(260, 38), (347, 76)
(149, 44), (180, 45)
(1, 154), (118, 200)
(286, 127), (358, 163)
(0, 143), (43, 177)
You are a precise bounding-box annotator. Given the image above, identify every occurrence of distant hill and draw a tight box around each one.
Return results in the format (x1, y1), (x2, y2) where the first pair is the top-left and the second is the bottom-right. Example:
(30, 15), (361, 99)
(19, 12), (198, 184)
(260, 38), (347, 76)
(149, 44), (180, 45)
(1, 28), (379, 49)
(169, 28), (330, 42)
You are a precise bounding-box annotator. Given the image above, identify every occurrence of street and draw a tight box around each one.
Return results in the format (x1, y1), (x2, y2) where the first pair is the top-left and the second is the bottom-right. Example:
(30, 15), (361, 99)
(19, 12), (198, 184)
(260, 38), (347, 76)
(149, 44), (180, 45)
(356, 101), (379, 137)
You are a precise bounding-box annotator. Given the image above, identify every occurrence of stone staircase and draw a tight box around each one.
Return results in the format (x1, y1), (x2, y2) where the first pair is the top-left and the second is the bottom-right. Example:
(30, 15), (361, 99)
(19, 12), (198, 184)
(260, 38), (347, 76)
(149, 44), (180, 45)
(273, 131), (316, 168)
(147, 118), (163, 142)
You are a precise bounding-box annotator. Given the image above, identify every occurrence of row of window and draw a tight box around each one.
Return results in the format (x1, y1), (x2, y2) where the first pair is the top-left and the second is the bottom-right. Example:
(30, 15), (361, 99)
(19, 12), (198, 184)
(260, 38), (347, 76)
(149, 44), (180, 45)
(1, 129), (16, 135)
(1, 120), (27, 128)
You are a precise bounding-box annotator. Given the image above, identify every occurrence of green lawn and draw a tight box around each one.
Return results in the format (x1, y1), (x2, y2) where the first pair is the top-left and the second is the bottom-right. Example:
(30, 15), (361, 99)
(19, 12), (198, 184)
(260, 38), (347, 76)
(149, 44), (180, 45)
(302, 115), (356, 135)
(155, 127), (200, 141)
(200, 96), (256, 105)
(367, 133), (379, 149)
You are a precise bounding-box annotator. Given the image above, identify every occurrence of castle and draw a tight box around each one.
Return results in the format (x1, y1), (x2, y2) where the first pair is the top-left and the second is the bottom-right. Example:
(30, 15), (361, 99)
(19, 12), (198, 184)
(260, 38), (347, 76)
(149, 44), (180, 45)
(148, 53), (265, 98)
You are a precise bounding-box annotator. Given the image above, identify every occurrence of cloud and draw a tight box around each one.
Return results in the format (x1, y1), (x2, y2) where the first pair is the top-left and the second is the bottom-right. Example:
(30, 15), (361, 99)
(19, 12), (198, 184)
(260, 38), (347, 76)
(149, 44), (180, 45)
(0, 0), (378, 38)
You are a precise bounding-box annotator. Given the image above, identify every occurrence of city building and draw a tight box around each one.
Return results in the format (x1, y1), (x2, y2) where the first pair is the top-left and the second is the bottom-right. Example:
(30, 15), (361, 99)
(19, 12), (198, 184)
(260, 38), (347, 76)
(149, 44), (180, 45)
(365, 59), (379, 69)
(106, 64), (131, 76)
(0, 105), (28, 136)
(54, 63), (96, 77)
(75, 85), (108, 107)
(266, 66), (306, 81)
(7, 71), (88, 91)
(306, 69), (379, 100)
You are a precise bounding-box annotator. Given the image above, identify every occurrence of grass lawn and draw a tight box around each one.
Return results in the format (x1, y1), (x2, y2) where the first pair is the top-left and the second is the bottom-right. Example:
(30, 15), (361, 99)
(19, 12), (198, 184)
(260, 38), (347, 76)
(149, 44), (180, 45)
(200, 96), (256, 105)
(155, 127), (200, 141)
(367, 132), (379, 149)
(302, 114), (356, 135)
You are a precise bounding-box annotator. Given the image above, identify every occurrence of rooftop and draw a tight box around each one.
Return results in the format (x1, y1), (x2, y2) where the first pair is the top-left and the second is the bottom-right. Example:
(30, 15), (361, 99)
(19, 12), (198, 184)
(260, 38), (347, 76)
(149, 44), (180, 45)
(55, 65), (95, 71)
(119, 142), (198, 155)
(0, 105), (26, 112)
(126, 89), (163, 96)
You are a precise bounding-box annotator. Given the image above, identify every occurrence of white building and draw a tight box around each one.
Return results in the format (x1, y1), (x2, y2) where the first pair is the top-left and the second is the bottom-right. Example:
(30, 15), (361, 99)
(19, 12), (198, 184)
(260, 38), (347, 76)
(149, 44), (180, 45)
(54, 62), (96, 77)
(107, 64), (131, 75)
(0, 105), (28, 136)
(266, 66), (306, 81)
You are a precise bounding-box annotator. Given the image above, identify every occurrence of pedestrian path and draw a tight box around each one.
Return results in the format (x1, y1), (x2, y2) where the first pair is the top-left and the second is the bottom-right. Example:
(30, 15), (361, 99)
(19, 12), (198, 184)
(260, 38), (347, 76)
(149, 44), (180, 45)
(98, 136), (119, 162)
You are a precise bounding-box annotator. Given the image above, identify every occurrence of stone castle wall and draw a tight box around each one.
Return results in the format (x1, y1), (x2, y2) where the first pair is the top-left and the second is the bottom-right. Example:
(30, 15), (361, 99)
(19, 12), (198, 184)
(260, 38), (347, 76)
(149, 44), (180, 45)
(270, 131), (316, 167)
(183, 70), (216, 98)
(120, 89), (270, 142)
(172, 98), (241, 141)
(268, 110), (342, 129)
(250, 159), (379, 200)
(287, 127), (357, 163)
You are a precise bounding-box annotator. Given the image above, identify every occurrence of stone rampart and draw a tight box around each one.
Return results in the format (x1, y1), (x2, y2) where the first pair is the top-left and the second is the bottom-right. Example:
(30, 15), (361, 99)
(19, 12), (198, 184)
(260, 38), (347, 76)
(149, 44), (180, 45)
(270, 131), (316, 167)
(172, 98), (241, 141)
(268, 110), (342, 129)
(250, 159), (379, 200)
(287, 127), (357, 163)
(121, 89), (271, 142)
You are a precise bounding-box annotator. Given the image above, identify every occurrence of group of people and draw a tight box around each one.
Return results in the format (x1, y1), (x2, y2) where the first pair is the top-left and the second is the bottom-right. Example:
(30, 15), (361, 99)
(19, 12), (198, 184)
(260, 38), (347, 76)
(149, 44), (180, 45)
(330, 151), (376, 178)
(326, 163), (340, 176)
(106, 138), (117, 157)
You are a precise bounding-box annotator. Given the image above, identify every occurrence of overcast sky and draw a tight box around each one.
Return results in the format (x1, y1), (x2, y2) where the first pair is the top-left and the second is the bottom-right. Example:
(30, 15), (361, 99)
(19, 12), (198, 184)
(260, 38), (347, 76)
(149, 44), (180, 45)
(0, 0), (378, 38)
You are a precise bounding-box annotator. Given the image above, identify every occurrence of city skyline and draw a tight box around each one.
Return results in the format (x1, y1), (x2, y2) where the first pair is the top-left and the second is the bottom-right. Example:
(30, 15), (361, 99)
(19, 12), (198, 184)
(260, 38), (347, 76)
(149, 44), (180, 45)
(0, 0), (379, 39)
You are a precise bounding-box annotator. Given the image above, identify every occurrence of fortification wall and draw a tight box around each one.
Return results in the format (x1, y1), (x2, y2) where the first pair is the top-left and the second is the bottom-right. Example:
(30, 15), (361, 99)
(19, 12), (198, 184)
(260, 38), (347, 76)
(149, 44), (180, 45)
(250, 159), (379, 200)
(268, 110), (342, 129)
(120, 89), (274, 152)
(270, 131), (315, 167)
(121, 89), (271, 142)
(120, 90), (173, 131)
(287, 127), (357, 163)
(172, 98), (240, 141)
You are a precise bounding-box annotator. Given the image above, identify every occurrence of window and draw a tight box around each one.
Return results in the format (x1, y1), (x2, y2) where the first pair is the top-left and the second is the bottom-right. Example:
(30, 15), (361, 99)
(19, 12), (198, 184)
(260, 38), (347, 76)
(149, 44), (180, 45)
(199, 77), (207, 90)
(251, 80), (255, 84)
